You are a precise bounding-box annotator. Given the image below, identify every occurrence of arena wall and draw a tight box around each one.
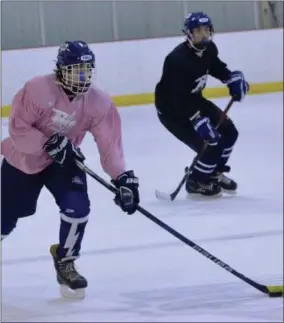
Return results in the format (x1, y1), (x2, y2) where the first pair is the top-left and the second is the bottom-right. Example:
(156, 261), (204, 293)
(1, 28), (283, 117)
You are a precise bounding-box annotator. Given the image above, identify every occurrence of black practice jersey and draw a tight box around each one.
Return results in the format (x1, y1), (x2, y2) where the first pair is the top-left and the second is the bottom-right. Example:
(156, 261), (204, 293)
(155, 41), (231, 120)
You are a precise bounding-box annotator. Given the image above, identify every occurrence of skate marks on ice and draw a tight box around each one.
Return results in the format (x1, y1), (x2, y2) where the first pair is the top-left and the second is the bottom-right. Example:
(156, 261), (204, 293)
(2, 276), (283, 322)
(119, 278), (284, 322)
(2, 228), (282, 266)
(148, 193), (283, 220)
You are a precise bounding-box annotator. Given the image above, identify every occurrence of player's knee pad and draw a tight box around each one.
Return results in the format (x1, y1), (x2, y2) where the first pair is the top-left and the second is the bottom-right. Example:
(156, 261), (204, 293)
(60, 190), (90, 219)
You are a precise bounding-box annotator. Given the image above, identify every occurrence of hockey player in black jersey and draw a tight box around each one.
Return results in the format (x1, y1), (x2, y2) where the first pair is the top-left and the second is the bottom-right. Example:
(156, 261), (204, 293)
(155, 12), (249, 197)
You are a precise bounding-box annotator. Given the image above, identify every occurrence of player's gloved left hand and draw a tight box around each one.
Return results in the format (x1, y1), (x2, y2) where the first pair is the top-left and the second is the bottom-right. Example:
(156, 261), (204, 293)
(192, 116), (220, 143)
(227, 71), (249, 102)
(43, 133), (85, 167)
(112, 170), (140, 215)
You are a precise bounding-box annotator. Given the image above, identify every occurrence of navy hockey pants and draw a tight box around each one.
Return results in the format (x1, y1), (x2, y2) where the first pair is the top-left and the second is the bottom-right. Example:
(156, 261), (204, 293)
(157, 97), (239, 180)
(1, 159), (90, 261)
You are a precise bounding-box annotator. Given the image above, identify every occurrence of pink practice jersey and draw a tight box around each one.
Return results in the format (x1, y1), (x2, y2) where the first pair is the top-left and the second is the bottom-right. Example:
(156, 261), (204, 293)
(1, 73), (126, 179)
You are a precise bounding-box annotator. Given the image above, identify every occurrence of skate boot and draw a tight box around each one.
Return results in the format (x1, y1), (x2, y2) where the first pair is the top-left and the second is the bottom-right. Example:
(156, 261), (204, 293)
(185, 176), (222, 197)
(211, 165), (237, 194)
(50, 244), (87, 299)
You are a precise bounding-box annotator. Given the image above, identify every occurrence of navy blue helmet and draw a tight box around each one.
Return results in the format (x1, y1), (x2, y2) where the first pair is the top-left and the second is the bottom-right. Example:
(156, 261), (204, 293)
(183, 12), (214, 52)
(56, 40), (95, 94)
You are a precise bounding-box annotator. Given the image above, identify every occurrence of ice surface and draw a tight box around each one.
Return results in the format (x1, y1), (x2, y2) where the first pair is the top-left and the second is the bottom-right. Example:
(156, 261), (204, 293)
(1, 93), (283, 322)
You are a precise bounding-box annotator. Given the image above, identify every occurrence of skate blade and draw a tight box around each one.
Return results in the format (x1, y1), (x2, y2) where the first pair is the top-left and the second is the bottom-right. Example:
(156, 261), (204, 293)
(222, 188), (237, 195)
(187, 191), (223, 200)
(59, 284), (86, 299)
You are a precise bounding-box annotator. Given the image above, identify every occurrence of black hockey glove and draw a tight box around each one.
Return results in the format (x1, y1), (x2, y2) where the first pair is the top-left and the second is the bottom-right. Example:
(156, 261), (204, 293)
(112, 170), (140, 215)
(43, 134), (85, 167)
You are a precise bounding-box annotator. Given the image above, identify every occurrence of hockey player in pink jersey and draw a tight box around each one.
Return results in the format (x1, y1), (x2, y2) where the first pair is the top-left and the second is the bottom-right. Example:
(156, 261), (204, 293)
(1, 40), (140, 298)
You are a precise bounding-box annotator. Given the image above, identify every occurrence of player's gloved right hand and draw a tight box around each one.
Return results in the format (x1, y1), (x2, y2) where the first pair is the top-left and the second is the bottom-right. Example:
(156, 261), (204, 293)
(192, 116), (220, 143)
(111, 170), (140, 215)
(227, 71), (249, 102)
(43, 133), (85, 167)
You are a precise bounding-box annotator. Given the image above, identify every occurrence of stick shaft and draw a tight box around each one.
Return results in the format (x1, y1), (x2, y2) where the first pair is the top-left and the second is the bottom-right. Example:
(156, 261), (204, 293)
(76, 160), (268, 295)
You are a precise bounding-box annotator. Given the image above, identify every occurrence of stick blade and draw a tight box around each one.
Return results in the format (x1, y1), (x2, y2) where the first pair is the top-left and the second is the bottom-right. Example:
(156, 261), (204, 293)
(267, 285), (283, 297)
(155, 189), (173, 201)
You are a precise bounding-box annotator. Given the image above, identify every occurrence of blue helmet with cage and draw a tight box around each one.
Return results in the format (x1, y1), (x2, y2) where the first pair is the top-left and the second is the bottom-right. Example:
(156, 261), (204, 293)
(56, 40), (95, 95)
(183, 12), (214, 52)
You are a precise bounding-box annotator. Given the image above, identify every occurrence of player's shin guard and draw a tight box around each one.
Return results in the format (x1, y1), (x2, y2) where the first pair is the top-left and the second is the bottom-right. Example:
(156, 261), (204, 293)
(213, 127), (239, 192)
(186, 141), (223, 196)
(218, 145), (234, 169)
(216, 123), (238, 170)
(58, 212), (88, 261)
(56, 186), (90, 261)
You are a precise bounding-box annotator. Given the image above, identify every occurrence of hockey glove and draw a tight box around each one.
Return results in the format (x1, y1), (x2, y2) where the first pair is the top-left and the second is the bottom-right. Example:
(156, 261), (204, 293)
(112, 170), (140, 215)
(227, 71), (249, 102)
(192, 116), (220, 143)
(43, 134), (85, 167)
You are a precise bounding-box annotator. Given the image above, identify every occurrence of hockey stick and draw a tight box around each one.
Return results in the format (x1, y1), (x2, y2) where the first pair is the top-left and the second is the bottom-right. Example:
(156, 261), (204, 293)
(155, 97), (235, 201)
(75, 159), (283, 298)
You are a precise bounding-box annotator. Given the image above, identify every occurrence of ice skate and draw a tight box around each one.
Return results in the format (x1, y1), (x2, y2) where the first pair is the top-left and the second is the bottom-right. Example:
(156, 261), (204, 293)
(50, 244), (87, 299)
(185, 177), (222, 198)
(211, 166), (237, 194)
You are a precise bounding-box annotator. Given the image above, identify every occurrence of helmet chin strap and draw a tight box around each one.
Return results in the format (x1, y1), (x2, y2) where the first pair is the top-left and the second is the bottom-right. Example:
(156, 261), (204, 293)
(184, 29), (212, 54)
(62, 85), (76, 98)
(187, 37), (207, 54)
(54, 73), (85, 101)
